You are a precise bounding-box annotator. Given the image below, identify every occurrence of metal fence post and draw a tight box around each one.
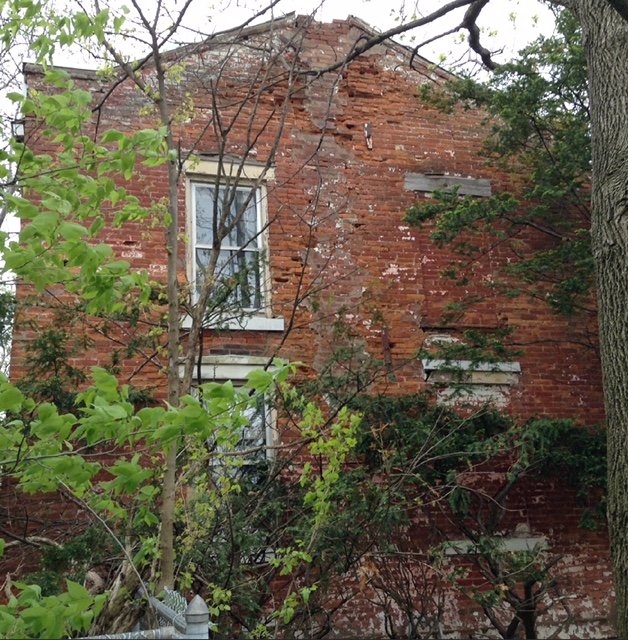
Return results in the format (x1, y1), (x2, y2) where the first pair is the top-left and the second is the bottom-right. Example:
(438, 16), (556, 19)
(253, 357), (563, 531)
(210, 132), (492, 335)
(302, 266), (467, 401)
(184, 595), (209, 639)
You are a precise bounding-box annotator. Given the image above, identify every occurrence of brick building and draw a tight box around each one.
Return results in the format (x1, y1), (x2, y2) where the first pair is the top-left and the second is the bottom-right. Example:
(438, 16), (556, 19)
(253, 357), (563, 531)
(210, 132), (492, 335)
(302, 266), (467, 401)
(9, 14), (614, 639)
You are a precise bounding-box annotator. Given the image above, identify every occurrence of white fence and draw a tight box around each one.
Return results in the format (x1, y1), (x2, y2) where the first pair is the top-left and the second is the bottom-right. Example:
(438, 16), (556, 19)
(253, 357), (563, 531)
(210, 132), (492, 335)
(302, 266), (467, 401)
(84, 591), (212, 640)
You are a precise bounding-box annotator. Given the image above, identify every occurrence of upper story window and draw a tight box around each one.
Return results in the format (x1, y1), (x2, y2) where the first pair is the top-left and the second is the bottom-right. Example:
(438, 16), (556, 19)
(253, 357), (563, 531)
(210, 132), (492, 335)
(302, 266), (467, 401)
(191, 183), (264, 310)
(185, 157), (285, 331)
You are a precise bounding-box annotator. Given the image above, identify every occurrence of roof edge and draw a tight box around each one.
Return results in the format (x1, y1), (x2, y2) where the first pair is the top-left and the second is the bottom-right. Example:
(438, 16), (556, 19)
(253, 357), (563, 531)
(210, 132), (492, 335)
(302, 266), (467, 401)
(23, 13), (451, 83)
(23, 12), (298, 80)
(23, 62), (101, 80)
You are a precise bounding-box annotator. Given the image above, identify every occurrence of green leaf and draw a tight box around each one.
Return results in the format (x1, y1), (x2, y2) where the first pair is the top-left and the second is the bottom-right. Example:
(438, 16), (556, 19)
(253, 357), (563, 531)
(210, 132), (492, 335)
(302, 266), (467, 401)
(0, 384), (24, 412)
(59, 221), (88, 241)
(43, 67), (71, 87)
(246, 369), (272, 392)
(65, 580), (90, 603)
(90, 367), (119, 395)
(101, 129), (126, 143)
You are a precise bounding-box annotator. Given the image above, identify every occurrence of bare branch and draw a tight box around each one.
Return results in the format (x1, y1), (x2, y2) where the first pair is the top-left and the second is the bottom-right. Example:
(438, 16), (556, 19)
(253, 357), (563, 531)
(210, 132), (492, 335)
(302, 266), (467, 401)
(308, 0), (477, 76)
(0, 528), (63, 549)
(462, 0), (497, 70)
(59, 482), (150, 600)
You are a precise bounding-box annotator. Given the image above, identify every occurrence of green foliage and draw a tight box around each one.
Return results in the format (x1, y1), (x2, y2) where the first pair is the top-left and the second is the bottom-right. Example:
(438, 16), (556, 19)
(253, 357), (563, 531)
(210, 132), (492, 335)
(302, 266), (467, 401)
(0, 290), (15, 368)
(0, 580), (106, 639)
(410, 9), (594, 317)
(349, 391), (606, 634)
(535, 419), (607, 527)
(0, 342), (361, 636)
(350, 393), (511, 474)
(352, 393), (605, 505)
(406, 189), (519, 247)
(421, 327), (521, 364)
(25, 528), (112, 596)
(2, 68), (158, 315)
(17, 317), (87, 411)
(171, 379), (362, 637)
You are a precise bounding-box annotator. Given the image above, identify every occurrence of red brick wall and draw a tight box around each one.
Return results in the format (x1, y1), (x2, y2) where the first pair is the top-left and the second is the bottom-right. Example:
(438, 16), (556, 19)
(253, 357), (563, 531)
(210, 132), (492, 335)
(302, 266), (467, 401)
(8, 17), (612, 638)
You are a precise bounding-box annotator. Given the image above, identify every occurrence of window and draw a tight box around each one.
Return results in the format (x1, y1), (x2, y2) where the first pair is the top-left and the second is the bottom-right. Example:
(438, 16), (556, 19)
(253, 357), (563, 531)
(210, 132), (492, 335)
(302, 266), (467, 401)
(186, 355), (276, 476)
(421, 335), (521, 408)
(443, 536), (547, 556)
(233, 392), (271, 468)
(185, 158), (284, 331)
(192, 182), (264, 311)
(421, 358), (521, 408)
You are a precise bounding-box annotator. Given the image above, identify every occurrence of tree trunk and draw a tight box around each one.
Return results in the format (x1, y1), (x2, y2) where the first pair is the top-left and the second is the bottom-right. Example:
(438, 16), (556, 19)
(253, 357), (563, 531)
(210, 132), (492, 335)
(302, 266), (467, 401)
(157, 145), (180, 591)
(91, 563), (142, 634)
(572, 1), (628, 636)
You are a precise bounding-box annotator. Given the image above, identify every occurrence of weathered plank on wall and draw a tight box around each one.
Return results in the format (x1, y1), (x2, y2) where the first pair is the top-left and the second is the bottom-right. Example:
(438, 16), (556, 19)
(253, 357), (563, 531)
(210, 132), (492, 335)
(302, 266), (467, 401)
(404, 173), (492, 197)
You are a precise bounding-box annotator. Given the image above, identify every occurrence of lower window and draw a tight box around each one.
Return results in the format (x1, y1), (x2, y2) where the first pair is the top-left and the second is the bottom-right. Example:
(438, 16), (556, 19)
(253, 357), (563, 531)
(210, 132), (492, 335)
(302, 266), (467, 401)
(190, 355), (276, 479)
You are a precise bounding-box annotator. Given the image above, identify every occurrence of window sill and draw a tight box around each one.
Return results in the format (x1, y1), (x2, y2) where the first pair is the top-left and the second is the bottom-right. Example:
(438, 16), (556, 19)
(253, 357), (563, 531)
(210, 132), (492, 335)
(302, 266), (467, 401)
(443, 536), (547, 556)
(422, 359), (521, 374)
(421, 359), (521, 385)
(181, 314), (285, 332)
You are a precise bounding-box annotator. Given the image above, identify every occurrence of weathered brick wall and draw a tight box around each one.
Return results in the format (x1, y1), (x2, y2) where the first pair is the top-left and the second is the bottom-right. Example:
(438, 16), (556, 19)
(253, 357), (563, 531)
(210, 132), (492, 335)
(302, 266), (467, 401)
(8, 16), (612, 637)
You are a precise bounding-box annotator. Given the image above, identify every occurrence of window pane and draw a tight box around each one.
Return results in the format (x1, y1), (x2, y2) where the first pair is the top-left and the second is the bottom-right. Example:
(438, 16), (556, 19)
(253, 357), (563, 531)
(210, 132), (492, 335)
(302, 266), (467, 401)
(240, 396), (268, 459)
(196, 185), (258, 247)
(200, 390), (270, 476)
(195, 247), (210, 293)
(195, 185), (219, 245)
(227, 189), (258, 246)
(237, 251), (262, 309)
(199, 249), (261, 310)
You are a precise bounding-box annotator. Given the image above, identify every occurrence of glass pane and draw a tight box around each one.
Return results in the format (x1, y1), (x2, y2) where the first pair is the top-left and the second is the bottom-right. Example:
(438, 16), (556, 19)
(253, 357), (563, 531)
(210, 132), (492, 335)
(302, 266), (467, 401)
(195, 248), (211, 294)
(240, 396), (267, 459)
(195, 185), (219, 245)
(228, 188), (258, 246)
(198, 389), (269, 467)
(236, 251), (261, 309)
(212, 250), (261, 310)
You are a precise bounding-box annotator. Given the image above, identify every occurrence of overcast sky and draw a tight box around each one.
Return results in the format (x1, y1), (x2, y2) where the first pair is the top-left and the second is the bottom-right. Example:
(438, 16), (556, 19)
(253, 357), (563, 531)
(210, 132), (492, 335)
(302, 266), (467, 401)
(320, 0), (554, 62)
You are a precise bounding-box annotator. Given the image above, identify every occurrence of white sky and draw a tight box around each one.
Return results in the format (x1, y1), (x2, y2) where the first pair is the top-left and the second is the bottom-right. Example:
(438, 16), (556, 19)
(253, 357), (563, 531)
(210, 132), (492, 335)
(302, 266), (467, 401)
(318, 0), (555, 63)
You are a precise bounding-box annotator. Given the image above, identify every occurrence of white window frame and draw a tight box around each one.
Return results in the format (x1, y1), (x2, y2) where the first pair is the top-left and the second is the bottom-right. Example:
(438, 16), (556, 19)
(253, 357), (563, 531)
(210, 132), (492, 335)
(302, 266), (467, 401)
(184, 158), (284, 332)
(190, 182), (264, 311)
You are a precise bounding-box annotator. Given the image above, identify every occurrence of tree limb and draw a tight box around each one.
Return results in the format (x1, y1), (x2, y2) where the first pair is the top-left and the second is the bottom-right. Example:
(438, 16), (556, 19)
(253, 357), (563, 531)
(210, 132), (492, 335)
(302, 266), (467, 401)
(462, 0), (497, 70)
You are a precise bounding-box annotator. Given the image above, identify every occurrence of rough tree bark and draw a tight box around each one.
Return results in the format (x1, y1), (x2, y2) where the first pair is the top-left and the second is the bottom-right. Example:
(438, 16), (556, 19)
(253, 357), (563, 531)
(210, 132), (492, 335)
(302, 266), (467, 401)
(571, 1), (628, 636)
